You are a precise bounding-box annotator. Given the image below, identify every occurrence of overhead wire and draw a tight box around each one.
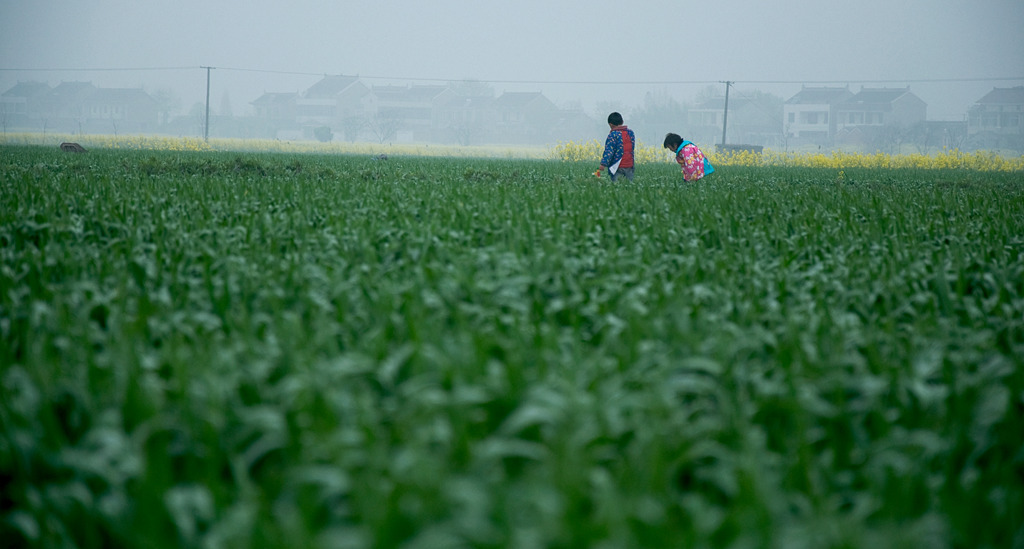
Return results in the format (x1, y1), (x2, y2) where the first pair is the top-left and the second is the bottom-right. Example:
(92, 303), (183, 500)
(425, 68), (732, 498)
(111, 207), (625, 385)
(1, 66), (1022, 86)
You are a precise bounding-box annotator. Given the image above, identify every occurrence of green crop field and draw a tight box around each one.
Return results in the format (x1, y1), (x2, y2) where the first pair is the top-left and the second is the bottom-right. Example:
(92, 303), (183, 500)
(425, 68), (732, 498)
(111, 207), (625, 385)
(2, 145), (1023, 549)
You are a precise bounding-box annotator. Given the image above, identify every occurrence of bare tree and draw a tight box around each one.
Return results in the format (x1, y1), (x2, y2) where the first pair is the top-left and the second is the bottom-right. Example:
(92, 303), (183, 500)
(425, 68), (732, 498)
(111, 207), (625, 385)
(370, 111), (400, 144)
(341, 115), (367, 142)
(451, 122), (476, 146)
(631, 90), (687, 145)
(220, 92), (233, 118)
(594, 100), (627, 121)
(151, 88), (181, 126)
(189, 102), (206, 136)
(876, 124), (907, 155)
(694, 84), (723, 105)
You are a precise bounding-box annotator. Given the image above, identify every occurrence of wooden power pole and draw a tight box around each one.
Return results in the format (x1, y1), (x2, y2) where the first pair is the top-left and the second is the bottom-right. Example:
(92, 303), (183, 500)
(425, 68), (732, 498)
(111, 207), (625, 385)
(720, 80), (733, 146)
(202, 66), (214, 141)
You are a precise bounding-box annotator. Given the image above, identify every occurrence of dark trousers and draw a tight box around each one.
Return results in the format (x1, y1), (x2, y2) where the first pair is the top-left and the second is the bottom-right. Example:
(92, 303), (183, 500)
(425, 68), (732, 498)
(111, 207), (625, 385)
(610, 167), (634, 182)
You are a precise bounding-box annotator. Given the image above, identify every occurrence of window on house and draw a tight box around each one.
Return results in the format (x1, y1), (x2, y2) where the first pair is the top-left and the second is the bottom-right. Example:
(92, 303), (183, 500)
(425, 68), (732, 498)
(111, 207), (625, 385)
(800, 112), (819, 124)
(788, 113), (795, 123)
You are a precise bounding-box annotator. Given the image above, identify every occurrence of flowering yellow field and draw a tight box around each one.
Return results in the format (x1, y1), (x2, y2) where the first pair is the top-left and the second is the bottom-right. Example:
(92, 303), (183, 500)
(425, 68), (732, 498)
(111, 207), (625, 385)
(550, 139), (667, 164)
(1, 132), (215, 152)
(553, 139), (1024, 171)
(0, 133), (549, 159)
(3, 132), (1021, 171)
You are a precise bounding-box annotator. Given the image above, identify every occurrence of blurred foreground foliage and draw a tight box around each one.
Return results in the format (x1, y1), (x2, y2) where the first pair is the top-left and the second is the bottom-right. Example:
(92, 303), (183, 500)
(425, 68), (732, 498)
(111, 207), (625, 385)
(2, 145), (1023, 548)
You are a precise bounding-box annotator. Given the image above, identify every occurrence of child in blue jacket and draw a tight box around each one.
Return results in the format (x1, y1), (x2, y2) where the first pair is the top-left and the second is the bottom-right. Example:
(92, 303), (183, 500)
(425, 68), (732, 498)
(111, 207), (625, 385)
(595, 112), (635, 181)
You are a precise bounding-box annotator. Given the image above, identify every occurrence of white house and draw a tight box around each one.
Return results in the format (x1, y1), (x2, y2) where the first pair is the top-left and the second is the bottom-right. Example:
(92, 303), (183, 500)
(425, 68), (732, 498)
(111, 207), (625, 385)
(783, 86), (853, 141)
(834, 87), (926, 132)
(968, 86), (1024, 138)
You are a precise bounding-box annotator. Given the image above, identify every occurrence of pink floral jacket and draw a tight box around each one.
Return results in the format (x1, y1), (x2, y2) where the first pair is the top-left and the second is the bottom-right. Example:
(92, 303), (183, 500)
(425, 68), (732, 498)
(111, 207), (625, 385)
(674, 142), (713, 181)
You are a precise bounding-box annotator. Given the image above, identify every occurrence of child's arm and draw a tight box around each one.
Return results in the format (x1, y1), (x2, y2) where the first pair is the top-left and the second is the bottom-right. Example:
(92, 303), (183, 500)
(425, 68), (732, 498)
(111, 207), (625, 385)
(599, 132), (619, 168)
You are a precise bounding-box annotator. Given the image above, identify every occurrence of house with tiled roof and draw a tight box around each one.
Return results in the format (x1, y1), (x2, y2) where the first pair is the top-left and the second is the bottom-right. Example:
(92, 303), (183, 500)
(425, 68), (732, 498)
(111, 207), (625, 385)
(81, 88), (159, 130)
(371, 84), (453, 120)
(366, 84), (457, 142)
(294, 75), (372, 139)
(688, 94), (781, 147)
(493, 92), (557, 123)
(967, 86), (1024, 150)
(835, 87), (926, 131)
(832, 87), (927, 148)
(250, 92), (300, 139)
(1, 81), (52, 124)
(1, 80), (162, 133)
(252, 92), (298, 120)
(44, 81), (97, 120)
(435, 93), (497, 145)
(490, 92), (560, 142)
(304, 75), (362, 98)
(783, 86), (854, 142)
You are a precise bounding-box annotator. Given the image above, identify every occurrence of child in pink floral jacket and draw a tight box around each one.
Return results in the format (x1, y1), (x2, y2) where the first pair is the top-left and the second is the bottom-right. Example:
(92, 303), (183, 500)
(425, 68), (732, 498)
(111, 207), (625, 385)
(663, 133), (714, 182)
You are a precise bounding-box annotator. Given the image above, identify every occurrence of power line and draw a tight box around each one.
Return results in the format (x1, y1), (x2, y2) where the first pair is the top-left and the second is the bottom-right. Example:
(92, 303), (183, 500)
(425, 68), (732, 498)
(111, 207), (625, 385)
(2, 65), (1022, 86)
(741, 77), (1024, 85)
(0, 66), (196, 72)
(223, 70), (1024, 86)
(212, 67), (328, 77)
(212, 67), (723, 85)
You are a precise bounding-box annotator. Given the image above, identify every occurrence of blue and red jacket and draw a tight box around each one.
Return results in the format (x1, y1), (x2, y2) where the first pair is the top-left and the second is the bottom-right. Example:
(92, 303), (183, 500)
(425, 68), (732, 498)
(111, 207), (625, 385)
(600, 125), (635, 169)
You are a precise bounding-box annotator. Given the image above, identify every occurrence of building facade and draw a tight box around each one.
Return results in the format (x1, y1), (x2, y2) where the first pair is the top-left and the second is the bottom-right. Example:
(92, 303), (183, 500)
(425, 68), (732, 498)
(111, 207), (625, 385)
(250, 76), (588, 145)
(783, 86), (854, 143)
(1, 80), (159, 134)
(967, 86), (1024, 151)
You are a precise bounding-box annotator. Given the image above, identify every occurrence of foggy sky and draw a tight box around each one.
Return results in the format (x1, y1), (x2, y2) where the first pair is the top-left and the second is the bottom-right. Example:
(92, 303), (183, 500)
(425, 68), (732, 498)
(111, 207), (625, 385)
(2, 0), (1023, 122)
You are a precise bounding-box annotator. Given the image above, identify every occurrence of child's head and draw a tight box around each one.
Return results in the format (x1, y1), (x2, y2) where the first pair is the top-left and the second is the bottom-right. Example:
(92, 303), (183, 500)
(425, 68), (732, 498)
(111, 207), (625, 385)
(607, 112), (623, 126)
(663, 133), (683, 150)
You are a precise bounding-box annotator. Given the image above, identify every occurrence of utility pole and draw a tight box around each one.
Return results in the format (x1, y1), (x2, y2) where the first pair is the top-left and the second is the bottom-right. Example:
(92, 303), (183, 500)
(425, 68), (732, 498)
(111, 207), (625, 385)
(720, 80), (733, 146)
(202, 66), (214, 141)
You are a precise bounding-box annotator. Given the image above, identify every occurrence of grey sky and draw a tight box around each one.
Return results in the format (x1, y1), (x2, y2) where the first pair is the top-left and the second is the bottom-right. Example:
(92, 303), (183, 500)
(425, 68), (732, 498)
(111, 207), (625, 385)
(2, 0), (1022, 121)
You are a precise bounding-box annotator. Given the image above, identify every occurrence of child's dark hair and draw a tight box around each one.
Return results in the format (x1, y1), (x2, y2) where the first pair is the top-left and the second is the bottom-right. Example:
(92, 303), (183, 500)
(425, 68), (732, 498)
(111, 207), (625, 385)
(607, 112), (623, 125)
(663, 133), (683, 150)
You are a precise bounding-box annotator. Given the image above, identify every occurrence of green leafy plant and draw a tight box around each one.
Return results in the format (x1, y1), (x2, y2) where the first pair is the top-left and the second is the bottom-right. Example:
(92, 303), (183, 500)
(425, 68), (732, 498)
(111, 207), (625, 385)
(1, 145), (1022, 548)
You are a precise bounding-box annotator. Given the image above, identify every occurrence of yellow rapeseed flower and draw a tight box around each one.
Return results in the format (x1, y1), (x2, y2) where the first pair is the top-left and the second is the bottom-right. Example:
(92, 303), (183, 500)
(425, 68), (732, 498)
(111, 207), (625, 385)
(1, 132), (1021, 171)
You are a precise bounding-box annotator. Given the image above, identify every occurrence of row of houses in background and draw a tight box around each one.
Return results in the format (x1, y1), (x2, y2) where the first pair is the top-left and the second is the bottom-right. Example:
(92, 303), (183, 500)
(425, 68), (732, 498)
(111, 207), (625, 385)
(0, 76), (595, 146)
(781, 85), (1024, 152)
(0, 81), (162, 135)
(2, 75), (1023, 151)
(689, 85), (1024, 152)
(250, 75), (594, 145)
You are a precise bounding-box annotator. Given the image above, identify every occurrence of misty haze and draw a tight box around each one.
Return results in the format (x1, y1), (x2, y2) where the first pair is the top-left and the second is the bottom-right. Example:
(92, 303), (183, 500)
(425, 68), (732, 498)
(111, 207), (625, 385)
(2, 0), (1022, 153)
(4, 3), (1024, 549)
